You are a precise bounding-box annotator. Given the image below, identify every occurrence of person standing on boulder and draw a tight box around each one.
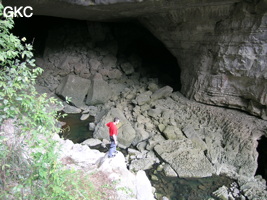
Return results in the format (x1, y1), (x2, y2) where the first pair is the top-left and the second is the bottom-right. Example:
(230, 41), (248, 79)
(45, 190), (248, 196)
(106, 117), (120, 158)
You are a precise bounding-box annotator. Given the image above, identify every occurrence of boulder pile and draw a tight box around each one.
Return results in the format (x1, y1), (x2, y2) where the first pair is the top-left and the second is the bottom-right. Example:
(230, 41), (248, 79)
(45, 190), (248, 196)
(34, 21), (267, 199)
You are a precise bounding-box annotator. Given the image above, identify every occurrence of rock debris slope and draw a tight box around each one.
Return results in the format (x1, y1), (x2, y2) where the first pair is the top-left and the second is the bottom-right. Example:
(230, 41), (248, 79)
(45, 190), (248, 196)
(30, 20), (267, 199)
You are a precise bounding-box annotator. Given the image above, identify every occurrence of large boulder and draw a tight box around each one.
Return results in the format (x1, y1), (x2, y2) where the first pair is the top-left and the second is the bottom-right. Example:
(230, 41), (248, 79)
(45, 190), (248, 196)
(56, 75), (91, 107)
(163, 163), (177, 177)
(154, 139), (216, 178)
(162, 125), (185, 140)
(57, 138), (105, 169)
(182, 125), (207, 151)
(55, 134), (155, 200)
(86, 74), (112, 105)
(132, 126), (150, 145)
(151, 86), (173, 101)
(97, 152), (155, 200)
(135, 170), (155, 200)
(135, 91), (152, 106)
(93, 108), (136, 147)
(120, 62), (135, 75)
(129, 157), (155, 172)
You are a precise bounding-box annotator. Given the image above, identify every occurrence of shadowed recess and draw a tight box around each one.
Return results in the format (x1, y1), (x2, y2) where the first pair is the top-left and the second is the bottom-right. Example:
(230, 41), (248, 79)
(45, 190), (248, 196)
(12, 16), (182, 91)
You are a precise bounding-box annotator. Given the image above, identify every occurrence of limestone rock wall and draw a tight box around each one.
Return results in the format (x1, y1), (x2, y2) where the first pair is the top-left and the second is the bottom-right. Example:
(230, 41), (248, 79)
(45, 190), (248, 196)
(140, 1), (267, 119)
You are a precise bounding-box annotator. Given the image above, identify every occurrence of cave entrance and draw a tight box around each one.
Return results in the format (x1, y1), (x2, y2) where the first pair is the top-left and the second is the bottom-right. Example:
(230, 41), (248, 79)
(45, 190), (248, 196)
(255, 136), (267, 181)
(110, 22), (181, 91)
(12, 16), (181, 91)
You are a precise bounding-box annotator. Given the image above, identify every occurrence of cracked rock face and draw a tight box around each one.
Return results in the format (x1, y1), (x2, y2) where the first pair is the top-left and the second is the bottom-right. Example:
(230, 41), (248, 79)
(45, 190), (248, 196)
(154, 139), (216, 178)
(139, 1), (267, 120)
(4, 0), (267, 119)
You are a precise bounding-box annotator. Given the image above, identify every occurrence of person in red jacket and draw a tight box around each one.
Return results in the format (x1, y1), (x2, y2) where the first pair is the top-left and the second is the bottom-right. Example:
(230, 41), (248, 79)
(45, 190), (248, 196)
(106, 117), (120, 158)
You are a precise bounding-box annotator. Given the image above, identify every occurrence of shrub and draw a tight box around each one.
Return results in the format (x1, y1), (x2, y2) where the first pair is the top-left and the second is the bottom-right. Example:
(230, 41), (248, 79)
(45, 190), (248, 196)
(0, 3), (114, 200)
(0, 2), (70, 198)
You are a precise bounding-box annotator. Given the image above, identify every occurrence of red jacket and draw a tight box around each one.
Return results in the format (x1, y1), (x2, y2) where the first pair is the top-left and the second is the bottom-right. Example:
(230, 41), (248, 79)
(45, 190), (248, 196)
(106, 122), (118, 136)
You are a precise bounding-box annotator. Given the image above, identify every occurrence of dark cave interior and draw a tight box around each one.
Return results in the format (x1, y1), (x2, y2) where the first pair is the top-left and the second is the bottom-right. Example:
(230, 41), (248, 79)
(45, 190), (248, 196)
(255, 136), (267, 181)
(12, 16), (181, 91)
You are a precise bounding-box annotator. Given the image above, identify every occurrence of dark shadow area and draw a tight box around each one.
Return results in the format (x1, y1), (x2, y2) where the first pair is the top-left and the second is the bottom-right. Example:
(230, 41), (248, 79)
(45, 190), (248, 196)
(109, 22), (181, 91)
(255, 136), (267, 182)
(146, 163), (234, 200)
(12, 16), (86, 56)
(12, 16), (181, 91)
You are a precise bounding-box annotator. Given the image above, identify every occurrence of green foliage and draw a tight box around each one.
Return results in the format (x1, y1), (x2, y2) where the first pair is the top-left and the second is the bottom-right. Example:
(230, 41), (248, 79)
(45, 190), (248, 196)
(0, 3), (71, 199)
(0, 4), (113, 200)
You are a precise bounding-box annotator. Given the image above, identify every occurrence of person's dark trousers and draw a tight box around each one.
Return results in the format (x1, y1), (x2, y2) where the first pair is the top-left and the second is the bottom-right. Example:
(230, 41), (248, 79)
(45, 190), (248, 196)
(108, 136), (116, 157)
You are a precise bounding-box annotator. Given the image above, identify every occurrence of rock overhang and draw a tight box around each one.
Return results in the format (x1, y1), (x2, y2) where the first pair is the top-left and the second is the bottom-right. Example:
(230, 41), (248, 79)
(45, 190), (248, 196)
(2, 0), (240, 21)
